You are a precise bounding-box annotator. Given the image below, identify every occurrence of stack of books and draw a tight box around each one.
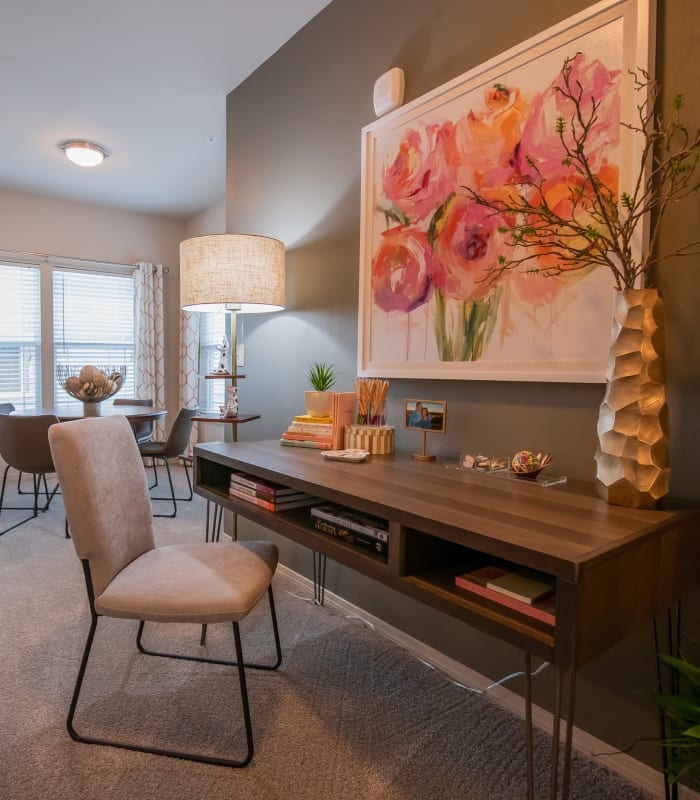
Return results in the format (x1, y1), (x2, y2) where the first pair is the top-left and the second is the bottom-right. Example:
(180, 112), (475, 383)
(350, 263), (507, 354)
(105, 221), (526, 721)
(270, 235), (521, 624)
(280, 415), (334, 449)
(454, 562), (556, 625)
(229, 471), (320, 512)
(310, 504), (388, 560)
(280, 392), (357, 451)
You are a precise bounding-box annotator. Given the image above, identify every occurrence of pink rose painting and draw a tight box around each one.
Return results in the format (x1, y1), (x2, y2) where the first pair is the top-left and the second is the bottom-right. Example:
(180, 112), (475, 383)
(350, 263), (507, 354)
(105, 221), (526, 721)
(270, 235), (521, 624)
(363, 25), (625, 379)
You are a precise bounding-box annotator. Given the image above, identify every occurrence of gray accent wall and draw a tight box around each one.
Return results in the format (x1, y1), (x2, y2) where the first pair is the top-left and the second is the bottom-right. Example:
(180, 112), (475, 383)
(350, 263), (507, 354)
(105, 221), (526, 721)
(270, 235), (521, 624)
(226, 0), (700, 771)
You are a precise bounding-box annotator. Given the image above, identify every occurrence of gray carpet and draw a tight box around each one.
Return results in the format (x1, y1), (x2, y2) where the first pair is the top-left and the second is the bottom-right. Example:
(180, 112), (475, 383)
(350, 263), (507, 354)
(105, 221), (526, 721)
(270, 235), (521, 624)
(0, 466), (656, 800)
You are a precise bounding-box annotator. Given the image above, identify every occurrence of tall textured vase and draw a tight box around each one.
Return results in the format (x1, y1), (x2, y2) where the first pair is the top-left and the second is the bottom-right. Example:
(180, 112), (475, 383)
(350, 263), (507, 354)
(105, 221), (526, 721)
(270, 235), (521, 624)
(594, 289), (669, 508)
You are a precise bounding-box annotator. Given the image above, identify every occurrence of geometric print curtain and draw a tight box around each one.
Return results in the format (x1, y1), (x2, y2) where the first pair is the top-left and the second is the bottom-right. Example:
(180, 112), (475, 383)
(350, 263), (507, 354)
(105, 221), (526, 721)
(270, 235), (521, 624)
(179, 308), (199, 454)
(133, 262), (166, 439)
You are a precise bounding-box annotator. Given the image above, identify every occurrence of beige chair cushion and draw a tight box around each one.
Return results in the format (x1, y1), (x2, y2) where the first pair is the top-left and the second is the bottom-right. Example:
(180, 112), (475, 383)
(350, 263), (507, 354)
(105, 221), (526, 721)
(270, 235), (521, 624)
(95, 540), (278, 623)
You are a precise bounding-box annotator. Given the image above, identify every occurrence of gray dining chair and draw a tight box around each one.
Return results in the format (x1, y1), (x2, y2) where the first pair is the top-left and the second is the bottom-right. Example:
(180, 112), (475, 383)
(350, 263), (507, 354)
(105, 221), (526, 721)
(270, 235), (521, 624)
(0, 412), (61, 536)
(138, 406), (197, 517)
(48, 414), (282, 767)
(113, 397), (154, 444)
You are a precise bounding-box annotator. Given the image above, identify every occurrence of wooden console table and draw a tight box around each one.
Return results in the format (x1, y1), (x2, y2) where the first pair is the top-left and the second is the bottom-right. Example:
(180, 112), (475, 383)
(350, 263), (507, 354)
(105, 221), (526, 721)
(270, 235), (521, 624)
(193, 440), (700, 799)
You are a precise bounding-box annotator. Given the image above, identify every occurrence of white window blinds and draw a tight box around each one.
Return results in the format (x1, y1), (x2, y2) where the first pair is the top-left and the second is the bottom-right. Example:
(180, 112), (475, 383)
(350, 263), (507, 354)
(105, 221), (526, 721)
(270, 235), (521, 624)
(52, 269), (135, 404)
(0, 264), (41, 411)
(200, 312), (228, 411)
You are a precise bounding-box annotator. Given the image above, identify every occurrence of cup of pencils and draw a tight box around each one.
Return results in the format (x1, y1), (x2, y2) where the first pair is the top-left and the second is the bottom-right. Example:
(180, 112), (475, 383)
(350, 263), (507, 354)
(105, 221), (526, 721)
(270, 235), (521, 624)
(353, 378), (389, 426)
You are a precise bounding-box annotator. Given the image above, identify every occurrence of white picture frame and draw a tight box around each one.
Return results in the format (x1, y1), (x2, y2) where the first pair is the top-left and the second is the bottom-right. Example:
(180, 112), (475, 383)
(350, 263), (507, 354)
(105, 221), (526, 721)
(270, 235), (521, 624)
(357, 0), (655, 382)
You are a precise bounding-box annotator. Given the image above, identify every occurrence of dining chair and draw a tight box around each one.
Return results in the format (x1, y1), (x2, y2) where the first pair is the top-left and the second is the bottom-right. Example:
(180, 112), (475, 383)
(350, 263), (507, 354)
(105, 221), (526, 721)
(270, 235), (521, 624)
(0, 403), (27, 496)
(138, 407), (197, 518)
(48, 414), (282, 767)
(0, 412), (61, 536)
(113, 397), (154, 444)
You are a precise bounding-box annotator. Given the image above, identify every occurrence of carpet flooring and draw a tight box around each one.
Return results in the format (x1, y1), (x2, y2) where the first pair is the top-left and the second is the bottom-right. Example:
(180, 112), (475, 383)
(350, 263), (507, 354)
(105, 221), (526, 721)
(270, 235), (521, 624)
(0, 466), (656, 799)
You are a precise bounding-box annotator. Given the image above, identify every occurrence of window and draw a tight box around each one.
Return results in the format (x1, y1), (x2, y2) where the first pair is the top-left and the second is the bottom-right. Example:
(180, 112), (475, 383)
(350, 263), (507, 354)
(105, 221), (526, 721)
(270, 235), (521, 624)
(52, 269), (135, 403)
(0, 260), (135, 409)
(0, 264), (41, 411)
(199, 312), (229, 412)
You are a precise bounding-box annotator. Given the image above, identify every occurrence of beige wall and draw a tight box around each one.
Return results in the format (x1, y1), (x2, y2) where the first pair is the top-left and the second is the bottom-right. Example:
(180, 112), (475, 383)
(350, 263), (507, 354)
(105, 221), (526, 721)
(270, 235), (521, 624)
(226, 0), (700, 772)
(0, 185), (185, 413)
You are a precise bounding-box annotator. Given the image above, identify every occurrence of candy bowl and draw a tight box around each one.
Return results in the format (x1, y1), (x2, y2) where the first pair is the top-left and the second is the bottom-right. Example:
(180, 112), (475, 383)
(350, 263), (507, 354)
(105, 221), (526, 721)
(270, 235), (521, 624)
(510, 450), (552, 479)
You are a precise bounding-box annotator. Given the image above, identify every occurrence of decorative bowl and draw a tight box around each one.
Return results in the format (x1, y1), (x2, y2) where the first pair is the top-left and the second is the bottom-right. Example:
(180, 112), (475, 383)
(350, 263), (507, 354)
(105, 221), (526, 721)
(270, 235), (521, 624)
(510, 450), (552, 479)
(56, 364), (126, 404)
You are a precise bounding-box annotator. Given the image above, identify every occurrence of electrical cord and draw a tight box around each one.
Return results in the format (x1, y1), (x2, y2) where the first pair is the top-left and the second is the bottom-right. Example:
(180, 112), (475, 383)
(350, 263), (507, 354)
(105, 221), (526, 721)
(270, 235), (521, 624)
(285, 587), (550, 693)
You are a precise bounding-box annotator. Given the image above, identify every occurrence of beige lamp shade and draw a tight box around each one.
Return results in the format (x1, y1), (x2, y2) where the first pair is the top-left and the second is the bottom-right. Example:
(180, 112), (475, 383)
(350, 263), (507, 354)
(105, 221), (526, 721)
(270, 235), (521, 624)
(180, 233), (285, 313)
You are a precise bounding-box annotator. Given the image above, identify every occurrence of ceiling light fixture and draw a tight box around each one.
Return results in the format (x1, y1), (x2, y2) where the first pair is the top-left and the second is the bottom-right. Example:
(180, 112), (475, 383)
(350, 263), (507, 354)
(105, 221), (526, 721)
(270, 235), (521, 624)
(60, 140), (108, 168)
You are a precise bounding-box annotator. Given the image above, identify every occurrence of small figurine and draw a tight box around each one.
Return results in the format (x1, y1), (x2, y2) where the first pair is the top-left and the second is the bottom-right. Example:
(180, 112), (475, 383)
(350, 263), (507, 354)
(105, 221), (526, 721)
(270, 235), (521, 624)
(213, 335), (229, 374)
(223, 385), (239, 418)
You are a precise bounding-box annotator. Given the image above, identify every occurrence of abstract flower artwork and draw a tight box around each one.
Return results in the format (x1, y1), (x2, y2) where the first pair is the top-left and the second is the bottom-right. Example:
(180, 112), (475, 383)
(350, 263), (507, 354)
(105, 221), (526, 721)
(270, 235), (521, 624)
(358, 0), (652, 381)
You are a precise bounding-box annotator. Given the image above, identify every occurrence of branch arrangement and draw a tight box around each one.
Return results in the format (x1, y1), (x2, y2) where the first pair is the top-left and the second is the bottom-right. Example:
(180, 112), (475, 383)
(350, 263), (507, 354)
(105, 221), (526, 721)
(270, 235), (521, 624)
(464, 54), (700, 291)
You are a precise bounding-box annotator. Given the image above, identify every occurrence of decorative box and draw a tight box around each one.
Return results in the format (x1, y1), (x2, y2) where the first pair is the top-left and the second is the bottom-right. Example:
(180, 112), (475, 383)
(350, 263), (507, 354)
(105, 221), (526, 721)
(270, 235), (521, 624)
(344, 424), (395, 455)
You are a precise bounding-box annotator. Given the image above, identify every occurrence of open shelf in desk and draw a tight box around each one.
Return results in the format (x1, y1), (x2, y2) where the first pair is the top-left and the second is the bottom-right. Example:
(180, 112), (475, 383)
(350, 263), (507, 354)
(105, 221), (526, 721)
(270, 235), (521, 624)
(196, 481), (392, 575)
(399, 527), (557, 656)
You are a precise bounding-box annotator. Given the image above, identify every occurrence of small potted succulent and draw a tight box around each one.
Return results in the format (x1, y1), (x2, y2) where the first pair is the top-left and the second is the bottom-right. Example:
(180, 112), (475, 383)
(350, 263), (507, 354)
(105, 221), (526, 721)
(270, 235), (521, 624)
(304, 362), (337, 418)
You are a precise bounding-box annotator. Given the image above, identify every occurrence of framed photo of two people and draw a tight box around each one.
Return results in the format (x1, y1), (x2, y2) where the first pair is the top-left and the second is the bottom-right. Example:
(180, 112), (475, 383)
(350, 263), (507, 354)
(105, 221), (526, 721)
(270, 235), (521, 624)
(404, 399), (447, 433)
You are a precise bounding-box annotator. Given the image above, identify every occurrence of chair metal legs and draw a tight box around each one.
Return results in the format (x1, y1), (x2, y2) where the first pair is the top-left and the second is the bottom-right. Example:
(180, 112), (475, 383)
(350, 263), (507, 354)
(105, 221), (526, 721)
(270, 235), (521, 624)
(67, 584), (281, 767)
(0, 464), (59, 536)
(148, 457), (194, 518)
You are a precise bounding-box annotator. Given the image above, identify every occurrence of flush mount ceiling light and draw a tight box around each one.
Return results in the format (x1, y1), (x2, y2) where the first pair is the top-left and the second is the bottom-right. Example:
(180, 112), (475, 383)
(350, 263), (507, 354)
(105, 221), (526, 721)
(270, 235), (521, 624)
(59, 140), (108, 167)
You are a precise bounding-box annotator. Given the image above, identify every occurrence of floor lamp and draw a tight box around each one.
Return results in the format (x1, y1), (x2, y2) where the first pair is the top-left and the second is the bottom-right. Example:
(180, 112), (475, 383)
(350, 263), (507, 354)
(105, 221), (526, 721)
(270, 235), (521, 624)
(180, 233), (286, 537)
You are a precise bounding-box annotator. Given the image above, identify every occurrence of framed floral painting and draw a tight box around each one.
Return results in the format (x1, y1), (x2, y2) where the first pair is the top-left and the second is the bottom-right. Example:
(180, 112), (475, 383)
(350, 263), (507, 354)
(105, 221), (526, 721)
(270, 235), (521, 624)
(358, 0), (655, 381)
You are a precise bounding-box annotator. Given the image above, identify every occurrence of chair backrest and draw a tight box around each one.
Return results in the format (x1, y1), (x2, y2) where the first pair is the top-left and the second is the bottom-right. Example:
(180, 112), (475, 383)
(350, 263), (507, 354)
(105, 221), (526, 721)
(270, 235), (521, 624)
(114, 397), (154, 441)
(0, 403), (15, 414)
(49, 415), (155, 597)
(160, 407), (197, 458)
(0, 413), (58, 474)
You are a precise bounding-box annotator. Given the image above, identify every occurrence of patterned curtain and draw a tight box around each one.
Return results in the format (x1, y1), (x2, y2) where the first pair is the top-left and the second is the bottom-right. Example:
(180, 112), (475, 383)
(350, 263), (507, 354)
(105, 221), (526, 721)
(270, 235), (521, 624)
(134, 262), (166, 438)
(179, 308), (199, 454)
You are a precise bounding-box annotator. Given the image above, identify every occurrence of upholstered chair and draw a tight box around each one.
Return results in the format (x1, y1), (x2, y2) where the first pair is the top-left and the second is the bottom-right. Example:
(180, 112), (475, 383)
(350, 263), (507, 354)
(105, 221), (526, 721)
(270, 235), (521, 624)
(113, 397), (154, 444)
(138, 406), (197, 517)
(48, 414), (282, 767)
(0, 412), (60, 536)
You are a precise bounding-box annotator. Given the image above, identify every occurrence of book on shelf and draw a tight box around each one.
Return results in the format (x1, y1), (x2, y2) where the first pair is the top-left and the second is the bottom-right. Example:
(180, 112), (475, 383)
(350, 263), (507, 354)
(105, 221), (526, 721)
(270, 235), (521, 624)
(280, 431), (334, 444)
(294, 414), (333, 424)
(279, 438), (333, 450)
(454, 563), (555, 626)
(229, 479), (314, 504)
(228, 486), (320, 512)
(311, 517), (388, 558)
(486, 567), (555, 605)
(288, 420), (334, 435)
(310, 504), (388, 540)
(229, 471), (303, 499)
(330, 392), (356, 450)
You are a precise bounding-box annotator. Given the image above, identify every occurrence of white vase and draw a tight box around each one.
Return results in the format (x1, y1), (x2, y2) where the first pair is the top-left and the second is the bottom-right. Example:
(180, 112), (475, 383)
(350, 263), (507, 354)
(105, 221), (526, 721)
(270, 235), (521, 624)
(304, 390), (332, 418)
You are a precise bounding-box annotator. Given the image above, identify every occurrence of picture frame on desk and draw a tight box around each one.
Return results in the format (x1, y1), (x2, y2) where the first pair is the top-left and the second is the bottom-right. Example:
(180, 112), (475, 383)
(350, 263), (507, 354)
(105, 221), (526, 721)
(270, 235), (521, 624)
(357, 0), (654, 382)
(404, 399), (447, 434)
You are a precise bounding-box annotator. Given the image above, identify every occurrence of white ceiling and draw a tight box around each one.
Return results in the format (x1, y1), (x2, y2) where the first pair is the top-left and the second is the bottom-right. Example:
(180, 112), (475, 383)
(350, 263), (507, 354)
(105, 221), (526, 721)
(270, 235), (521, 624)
(0, 0), (332, 220)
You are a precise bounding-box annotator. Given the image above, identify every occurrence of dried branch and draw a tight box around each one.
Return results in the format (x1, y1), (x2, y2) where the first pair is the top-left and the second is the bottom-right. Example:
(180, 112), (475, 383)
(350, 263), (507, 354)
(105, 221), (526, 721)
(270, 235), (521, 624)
(464, 54), (700, 291)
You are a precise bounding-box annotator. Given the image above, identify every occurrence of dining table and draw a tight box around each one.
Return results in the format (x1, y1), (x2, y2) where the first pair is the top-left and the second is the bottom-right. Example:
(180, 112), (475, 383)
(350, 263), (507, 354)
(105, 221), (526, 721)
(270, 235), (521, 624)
(17, 402), (167, 427)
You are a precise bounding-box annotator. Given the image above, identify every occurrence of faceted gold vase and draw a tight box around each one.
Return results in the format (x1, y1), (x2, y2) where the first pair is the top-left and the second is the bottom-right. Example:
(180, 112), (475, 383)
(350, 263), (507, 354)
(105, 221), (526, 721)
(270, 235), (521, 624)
(594, 289), (669, 508)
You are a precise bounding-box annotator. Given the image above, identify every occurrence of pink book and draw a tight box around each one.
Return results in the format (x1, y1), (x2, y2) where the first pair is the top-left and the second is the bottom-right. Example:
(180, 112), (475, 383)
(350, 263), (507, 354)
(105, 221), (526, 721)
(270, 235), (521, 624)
(455, 565), (556, 626)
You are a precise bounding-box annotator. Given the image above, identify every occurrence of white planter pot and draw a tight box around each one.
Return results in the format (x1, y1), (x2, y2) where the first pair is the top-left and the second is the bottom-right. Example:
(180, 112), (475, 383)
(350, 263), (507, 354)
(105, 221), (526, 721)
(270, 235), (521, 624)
(304, 390), (333, 418)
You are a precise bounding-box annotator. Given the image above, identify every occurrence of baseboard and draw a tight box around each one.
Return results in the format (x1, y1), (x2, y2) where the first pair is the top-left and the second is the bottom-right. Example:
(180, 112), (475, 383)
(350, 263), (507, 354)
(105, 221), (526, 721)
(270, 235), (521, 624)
(276, 563), (699, 800)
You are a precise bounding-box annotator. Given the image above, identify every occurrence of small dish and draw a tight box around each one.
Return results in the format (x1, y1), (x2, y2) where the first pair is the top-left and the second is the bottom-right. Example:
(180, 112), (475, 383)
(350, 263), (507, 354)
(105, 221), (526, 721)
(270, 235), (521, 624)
(322, 449), (370, 462)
